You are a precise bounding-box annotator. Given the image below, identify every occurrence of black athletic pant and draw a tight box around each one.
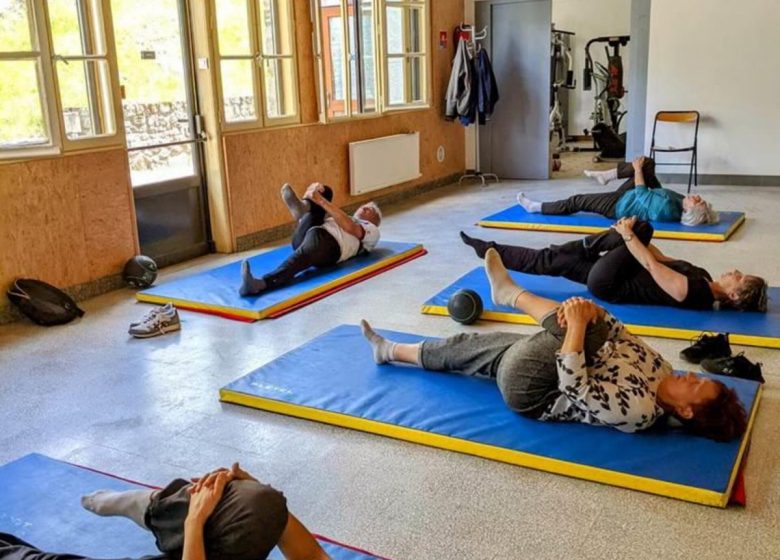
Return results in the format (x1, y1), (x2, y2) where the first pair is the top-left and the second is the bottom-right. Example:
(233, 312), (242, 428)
(263, 185), (342, 289)
(476, 221), (658, 304)
(0, 532), (152, 560)
(541, 159), (662, 217)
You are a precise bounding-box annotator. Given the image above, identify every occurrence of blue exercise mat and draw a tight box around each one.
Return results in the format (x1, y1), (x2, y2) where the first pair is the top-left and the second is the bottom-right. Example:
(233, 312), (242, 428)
(422, 268), (780, 349)
(138, 241), (425, 320)
(478, 205), (746, 241)
(220, 325), (761, 507)
(0, 454), (385, 560)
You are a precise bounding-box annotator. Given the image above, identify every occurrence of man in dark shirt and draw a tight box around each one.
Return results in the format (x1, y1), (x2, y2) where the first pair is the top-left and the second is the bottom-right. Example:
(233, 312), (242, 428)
(460, 218), (767, 312)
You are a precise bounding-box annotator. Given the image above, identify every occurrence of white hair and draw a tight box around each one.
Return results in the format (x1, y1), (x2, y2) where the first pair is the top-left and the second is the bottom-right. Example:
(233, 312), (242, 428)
(681, 201), (719, 226)
(358, 201), (382, 223)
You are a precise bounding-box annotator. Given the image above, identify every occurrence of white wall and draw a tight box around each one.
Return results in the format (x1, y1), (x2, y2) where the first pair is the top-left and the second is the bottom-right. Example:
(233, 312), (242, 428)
(552, 0), (631, 136)
(646, 0), (780, 175)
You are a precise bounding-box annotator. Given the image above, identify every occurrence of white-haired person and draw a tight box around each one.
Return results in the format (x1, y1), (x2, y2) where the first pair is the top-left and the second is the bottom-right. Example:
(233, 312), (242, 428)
(517, 156), (719, 226)
(240, 182), (382, 296)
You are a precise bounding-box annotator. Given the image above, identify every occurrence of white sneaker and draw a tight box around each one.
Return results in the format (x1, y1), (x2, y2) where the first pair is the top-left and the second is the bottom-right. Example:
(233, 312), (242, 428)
(129, 303), (174, 328)
(128, 307), (181, 338)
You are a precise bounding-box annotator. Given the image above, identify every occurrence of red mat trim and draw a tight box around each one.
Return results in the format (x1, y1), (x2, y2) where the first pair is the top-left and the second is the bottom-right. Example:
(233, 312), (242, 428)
(268, 248), (427, 319)
(167, 248), (426, 323)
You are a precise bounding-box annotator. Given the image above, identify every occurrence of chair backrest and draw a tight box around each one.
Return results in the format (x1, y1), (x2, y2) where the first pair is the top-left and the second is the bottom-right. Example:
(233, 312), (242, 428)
(651, 110), (700, 148)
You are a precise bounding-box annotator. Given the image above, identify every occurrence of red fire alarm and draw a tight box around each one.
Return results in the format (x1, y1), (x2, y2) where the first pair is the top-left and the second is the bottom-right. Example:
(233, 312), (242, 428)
(439, 30), (447, 49)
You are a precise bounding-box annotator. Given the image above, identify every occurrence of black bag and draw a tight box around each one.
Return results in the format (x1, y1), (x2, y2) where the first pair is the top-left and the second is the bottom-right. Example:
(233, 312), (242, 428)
(7, 278), (85, 326)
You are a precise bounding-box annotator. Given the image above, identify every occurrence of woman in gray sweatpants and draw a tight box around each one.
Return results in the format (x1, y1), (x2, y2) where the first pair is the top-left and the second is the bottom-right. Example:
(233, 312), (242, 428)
(361, 247), (611, 419)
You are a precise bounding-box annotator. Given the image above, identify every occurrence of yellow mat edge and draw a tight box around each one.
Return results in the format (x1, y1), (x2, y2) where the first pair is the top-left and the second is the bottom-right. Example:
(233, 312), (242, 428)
(219, 388), (728, 507)
(722, 383), (763, 502)
(420, 305), (780, 349)
(136, 245), (425, 319)
(476, 219), (745, 242)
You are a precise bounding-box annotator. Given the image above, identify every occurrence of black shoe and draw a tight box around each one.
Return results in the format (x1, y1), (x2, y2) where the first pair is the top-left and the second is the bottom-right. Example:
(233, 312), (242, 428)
(701, 353), (765, 383)
(679, 333), (731, 364)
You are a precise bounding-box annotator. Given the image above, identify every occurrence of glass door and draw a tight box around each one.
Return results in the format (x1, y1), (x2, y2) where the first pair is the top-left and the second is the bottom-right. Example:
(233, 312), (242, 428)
(111, 0), (210, 265)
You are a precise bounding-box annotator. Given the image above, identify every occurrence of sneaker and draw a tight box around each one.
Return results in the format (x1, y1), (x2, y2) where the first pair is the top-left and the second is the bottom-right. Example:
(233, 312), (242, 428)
(128, 307), (181, 338)
(679, 333), (731, 364)
(701, 353), (765, 383)
(129, 303), (174, 328)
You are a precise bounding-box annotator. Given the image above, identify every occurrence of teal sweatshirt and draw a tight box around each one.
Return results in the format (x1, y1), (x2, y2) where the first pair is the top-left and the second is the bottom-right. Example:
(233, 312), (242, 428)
(614, 184), (685, 222)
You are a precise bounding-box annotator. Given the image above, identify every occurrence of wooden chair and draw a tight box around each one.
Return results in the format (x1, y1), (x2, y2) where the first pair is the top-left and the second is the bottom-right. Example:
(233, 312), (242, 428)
(650, 110), (700, 193)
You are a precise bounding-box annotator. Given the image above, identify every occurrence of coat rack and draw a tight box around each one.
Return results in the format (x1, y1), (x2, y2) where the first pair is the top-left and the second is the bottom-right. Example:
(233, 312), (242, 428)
(457, 23), (499, 187)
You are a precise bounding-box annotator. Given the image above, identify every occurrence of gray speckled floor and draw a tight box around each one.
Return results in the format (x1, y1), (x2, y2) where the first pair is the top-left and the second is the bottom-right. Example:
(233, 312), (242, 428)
(1, 177), (778, 559)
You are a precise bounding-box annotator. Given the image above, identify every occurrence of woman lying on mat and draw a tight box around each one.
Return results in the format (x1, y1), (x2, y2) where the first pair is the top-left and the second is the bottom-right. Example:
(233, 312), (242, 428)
(517, 156), (718, 226)
(0, 463), (329, 560)
(461, 217), (768, 312)
(361, 249), (747, 442)
(240, 182), (382, 297)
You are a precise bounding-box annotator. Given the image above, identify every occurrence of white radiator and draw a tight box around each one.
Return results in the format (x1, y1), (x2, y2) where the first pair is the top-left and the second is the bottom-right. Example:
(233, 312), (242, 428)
(349, 132), (421, 195)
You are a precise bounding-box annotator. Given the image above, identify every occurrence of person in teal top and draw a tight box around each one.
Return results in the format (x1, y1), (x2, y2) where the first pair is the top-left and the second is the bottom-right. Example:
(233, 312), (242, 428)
(516, 156), (719, 226)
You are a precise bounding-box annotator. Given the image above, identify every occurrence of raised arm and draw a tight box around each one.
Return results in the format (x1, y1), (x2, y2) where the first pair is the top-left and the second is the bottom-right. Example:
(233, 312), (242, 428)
(613, 217), (689, 302)
(306, 184), (364, 239)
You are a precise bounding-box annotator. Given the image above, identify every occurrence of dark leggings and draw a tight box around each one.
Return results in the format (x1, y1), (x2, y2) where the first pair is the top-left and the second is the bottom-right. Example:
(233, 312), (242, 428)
(0, 533), (97, 560)
(263, 185), (341, 289)
(468, 221), (658, 304)
(541, 159), (661, 217)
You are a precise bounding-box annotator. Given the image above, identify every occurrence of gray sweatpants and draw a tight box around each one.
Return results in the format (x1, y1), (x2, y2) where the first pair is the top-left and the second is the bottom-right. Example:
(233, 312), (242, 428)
(420, 312), (609, 418)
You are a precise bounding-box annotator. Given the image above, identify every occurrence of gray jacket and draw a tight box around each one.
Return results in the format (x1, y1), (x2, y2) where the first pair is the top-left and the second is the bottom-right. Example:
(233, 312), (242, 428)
(445, 39), (473, 119)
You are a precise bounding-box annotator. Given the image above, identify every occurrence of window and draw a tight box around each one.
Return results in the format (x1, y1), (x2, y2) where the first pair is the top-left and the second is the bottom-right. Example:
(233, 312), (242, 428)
(314, 0), (428, 120)
(1, 0), (121, 158)
(0, 0), (56, 151)
(214, 0), (299, 128)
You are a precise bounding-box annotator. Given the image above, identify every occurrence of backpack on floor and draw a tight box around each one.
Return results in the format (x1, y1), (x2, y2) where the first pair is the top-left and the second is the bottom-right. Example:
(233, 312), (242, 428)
(7, 278), (85, 326)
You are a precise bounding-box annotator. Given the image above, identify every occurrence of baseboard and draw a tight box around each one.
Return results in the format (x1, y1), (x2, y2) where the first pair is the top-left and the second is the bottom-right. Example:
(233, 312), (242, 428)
(658, 173), (780, 187)
(236, 172), (462, 252)
(0, 274), (124, 325)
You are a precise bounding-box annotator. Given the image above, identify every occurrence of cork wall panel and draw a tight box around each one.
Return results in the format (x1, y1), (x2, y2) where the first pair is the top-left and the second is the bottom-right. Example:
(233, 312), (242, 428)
(225, 0), (466, 238)
(0, 149), (136, 291)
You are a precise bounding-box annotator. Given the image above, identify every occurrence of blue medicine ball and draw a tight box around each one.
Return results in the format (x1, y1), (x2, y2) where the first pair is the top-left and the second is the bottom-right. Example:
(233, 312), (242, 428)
(123, 255), (158, 288)
(447, 289), (483, 325)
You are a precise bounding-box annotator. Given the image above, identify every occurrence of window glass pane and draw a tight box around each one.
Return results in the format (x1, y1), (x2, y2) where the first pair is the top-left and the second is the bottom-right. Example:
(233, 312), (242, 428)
(324, 10), (346, 118)
(220, 59), (256, 122)
(386, 6), (403, 55)
(409, 7), (422, 52)
(0, 60), (49, 147)
(358, 0), (376, 112)
(129, 143), (195, 186)
(410, 56), (423, 102)
(0, 0), (34, 51)
(260, 0), (293, 55)
(387, 57), (404, 105)
(112, 0), (190, 146)
(263, 57), (296, 118)
(216, 0), (251, 54)
(57, 59), (116, 139)
(48, 0), (104, 56)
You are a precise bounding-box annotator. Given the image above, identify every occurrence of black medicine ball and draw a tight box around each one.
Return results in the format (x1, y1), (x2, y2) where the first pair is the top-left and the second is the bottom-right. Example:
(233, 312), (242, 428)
(123, 255), (158, 288)
(447, 289), (483, 325)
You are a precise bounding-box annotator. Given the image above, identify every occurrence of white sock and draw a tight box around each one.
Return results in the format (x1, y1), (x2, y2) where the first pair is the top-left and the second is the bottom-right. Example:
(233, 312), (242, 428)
(81, 489), (154, 530)
(360, 320), (396, 364)
(516, 192), (542, 213)
(484, 248), (526, 308)
(584, 168), (618, 186)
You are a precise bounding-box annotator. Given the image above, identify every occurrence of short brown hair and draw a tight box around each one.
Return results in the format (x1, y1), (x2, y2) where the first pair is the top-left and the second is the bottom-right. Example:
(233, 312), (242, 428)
(732, 276), (768, 312)
(678, 381), (747, 442)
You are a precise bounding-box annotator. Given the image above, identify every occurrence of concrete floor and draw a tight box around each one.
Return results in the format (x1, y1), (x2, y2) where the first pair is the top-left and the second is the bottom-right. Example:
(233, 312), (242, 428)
(1, 177), (778, 559)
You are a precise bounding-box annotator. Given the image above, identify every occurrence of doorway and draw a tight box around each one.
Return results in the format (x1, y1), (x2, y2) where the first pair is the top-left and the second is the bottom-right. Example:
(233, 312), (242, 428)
(111, 0), (210, 266)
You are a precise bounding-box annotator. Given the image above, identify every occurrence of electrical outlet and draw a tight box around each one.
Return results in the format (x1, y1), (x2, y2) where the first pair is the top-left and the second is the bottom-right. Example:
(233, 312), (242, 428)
(437, 145), (446, 162)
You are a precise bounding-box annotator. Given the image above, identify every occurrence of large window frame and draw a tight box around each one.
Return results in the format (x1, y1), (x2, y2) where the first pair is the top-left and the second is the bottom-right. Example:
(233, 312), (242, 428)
(312, 0), (430, 122)
(211, 0), (301, 131)
(0, 0), (124, 161)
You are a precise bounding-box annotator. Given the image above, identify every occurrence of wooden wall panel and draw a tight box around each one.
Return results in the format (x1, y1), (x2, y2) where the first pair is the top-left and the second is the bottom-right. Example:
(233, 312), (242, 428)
(0, 149), (136, 292)
(225, 0), (466, 239)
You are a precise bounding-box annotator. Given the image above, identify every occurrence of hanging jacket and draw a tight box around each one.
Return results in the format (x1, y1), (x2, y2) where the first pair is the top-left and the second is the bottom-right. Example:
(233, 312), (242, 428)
(475, 48), (499, 124)
(445, 39), (474, 121)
